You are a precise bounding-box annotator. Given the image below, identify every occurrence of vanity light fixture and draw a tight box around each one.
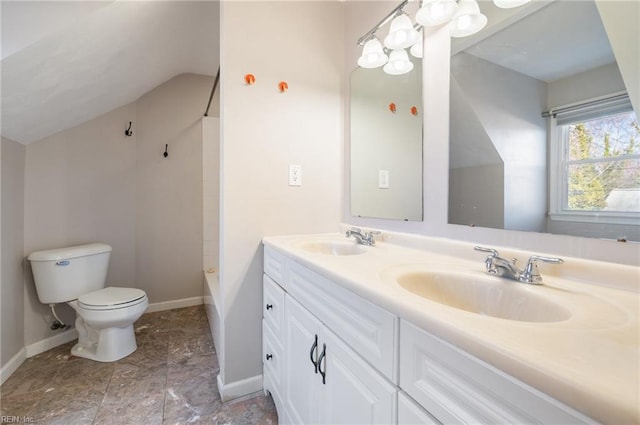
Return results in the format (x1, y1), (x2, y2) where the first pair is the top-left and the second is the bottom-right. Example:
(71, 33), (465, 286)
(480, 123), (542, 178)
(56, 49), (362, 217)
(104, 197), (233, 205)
(357, 0), (530, 73)
(384, 49), (415, 75)
(384, 13), (420, 49)
(449, 0), (487, 38)
(357, 38), (389, 68)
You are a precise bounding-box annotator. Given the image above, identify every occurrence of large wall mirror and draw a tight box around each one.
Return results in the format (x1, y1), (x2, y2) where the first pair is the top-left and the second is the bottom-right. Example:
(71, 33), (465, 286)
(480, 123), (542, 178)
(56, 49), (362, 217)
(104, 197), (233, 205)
(351, 57), (423, 221)
(449, 0), (640, 241)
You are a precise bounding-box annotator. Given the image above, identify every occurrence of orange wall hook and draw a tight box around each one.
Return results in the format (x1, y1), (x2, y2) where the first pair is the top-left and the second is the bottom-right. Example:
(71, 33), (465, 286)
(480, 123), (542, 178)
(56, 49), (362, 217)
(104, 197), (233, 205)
(278, 81), (289, 93)
(244, 74), (256, 85)
(410, 106), (418, 116)
(389, 102), (397, 113)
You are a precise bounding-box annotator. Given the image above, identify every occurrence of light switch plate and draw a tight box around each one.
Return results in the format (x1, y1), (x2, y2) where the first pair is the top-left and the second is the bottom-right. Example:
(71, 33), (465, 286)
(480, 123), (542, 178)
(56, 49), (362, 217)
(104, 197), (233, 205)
(289, 164), (302, 186)
(378, 169), (389, 189)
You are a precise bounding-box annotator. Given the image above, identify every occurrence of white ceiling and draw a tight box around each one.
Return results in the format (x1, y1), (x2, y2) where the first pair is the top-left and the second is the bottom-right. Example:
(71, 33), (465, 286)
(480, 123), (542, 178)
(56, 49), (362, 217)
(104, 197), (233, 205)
(1, 0), (220, 145)
(465, 0), (615, 82)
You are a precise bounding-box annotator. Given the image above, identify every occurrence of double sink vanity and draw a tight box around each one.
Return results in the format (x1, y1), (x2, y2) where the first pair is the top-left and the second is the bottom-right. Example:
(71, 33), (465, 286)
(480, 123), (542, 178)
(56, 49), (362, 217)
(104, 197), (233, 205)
(261, 229), (639, 424)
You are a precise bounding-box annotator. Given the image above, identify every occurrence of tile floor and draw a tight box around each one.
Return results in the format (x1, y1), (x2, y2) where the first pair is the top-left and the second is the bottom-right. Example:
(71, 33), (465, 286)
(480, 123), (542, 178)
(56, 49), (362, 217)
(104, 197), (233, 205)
(0, 306), (277, 425)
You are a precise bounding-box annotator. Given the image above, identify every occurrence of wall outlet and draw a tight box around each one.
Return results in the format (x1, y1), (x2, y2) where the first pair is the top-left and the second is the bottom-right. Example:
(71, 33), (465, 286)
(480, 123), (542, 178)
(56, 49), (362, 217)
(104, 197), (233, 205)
(289, 164), (302, 186)
(378, 169), (389, 189)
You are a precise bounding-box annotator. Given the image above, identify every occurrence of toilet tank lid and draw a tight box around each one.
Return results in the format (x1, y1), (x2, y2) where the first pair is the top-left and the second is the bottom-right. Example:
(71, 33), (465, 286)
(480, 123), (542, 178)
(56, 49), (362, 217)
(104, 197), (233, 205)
(28, 243), (112, 261)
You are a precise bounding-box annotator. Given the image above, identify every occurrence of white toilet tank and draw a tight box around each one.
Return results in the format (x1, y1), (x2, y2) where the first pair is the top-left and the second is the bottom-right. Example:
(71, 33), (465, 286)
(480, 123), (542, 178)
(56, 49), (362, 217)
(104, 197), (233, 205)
(28, 243), (112, 304)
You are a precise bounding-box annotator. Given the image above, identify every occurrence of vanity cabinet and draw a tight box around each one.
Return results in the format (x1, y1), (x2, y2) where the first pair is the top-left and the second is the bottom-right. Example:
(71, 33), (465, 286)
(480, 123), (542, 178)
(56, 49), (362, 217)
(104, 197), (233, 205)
(263, 244), (599, 425)
(263, 246), (397, 424)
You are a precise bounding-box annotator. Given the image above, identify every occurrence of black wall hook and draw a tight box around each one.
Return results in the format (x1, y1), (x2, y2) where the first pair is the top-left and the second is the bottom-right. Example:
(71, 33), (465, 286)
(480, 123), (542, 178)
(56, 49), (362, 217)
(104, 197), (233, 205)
(163, 144), (169, 158)
(125, 122), (133, 136)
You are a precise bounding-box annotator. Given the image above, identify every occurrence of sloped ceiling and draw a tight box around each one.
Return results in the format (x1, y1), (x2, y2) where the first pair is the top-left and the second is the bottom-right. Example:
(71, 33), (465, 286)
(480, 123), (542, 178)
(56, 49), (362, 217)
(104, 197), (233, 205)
(1, 0), (220, 145)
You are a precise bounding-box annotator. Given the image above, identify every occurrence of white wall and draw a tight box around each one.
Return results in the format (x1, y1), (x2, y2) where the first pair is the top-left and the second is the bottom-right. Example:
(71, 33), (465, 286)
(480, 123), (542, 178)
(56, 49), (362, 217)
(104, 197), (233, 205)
(547, 62), (626, 109)
(135, 73), (209, 303)
(344, 4), (640, 266)
(1, 137), (25, 374)
(23, 73), (211, 346)
(596, 0), (640, 118)
(219, 1), (343, 388)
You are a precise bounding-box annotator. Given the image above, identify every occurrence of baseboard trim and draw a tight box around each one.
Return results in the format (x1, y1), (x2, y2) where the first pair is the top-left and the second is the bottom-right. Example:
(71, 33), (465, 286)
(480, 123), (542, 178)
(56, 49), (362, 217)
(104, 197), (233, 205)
(25, 328), (79, 358)
(146, 296), (203, 313)
(217, 373), (263, 402)
(1, 348), (27, 385)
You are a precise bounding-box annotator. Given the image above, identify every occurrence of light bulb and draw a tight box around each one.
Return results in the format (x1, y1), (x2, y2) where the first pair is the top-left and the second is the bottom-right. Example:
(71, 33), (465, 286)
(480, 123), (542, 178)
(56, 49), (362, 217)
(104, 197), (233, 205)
(357, 38), (388, 68)
(416, 0), (459, 26)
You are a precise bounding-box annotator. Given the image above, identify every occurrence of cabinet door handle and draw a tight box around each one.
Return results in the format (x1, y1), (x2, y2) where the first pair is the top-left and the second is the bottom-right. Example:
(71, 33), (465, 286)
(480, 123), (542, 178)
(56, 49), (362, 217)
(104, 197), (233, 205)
(266, 304), (273, 310)
(309, 334), (318, 373)
(318, 343), (327, 384)
(266, 354), (273, 360)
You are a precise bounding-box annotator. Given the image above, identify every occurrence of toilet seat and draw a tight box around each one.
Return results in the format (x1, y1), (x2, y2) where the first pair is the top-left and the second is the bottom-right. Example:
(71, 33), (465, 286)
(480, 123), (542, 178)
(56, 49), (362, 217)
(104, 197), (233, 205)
(78, 287), (147, 311)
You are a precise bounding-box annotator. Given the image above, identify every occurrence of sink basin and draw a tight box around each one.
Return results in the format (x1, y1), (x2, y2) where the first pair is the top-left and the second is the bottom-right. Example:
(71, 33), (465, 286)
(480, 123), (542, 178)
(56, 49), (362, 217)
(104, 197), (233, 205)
(388, 268), (571, 322)
(296, 239), (367, 256)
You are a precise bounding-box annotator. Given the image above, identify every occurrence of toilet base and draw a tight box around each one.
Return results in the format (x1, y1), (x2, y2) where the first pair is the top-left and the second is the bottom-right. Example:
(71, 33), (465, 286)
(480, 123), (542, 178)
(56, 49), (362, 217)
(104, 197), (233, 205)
(72, 319), (138, 362)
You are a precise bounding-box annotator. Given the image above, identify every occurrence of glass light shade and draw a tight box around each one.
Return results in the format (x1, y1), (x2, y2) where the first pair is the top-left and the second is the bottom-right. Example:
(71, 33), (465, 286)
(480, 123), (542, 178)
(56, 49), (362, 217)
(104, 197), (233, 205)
(383, 49), (414, 75)
(449, 0), (487, 38)
(493, 0), (530, 8)
(384, 14), (420, 50)
(416, 0), (459, 26)
(409, 32), (423, 58)
(357, 38), (388, 68)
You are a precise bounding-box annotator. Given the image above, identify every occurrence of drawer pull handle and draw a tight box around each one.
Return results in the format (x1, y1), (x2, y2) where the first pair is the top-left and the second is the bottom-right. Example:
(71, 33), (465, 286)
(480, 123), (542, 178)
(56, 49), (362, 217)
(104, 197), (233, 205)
(265, 354), (273, 360)
(266, 304), (273, 310)
(318, 343), (327, 384)
(309, 334), (318, 373)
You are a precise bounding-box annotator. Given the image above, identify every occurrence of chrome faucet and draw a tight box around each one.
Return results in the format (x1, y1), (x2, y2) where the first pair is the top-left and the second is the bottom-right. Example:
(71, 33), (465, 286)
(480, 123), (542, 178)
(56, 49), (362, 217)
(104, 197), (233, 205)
(474, 246), (564, 284)
(345, 227), (380, 246)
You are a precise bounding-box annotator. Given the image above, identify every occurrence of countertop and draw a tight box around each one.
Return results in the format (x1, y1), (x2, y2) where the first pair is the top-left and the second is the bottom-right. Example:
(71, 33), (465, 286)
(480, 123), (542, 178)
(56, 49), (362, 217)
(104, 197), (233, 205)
(262, 232), (640, 424)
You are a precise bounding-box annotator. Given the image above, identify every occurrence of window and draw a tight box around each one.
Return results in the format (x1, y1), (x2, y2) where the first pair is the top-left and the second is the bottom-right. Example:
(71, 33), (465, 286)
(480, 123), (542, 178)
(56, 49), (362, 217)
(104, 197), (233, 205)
(549, 93), (640, 224)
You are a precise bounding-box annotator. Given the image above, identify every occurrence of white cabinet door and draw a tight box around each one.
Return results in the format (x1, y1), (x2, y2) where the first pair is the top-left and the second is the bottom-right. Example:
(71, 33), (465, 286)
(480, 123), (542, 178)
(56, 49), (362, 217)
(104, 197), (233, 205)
(285, 294), (398, 425)
(263, 319), (284, 415)
(284, 296), (324, 425)
(319, 326), (397, 425)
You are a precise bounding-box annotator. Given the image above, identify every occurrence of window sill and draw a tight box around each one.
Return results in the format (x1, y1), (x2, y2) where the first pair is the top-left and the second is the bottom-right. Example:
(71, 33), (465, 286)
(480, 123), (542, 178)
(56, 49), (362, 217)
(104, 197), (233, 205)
(549, 211), (639, 226)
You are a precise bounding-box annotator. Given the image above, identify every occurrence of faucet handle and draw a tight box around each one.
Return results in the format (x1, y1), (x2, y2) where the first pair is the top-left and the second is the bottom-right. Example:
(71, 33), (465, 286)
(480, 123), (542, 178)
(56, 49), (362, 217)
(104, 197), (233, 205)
(364, 230), (381, 245)
(474, 246), (500, 257)
(521, 255), (564, 284)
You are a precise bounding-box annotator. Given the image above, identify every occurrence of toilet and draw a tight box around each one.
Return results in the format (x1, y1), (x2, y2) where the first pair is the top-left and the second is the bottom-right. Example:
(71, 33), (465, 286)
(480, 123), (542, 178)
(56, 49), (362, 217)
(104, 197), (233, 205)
(28, 243), (148, 362)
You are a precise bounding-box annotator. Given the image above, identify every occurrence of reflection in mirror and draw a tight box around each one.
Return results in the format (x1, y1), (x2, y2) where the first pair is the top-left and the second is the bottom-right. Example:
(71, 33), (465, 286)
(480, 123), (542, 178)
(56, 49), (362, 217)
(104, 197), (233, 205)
(351, 57), (423, 221)
(449, 0), (640, 241)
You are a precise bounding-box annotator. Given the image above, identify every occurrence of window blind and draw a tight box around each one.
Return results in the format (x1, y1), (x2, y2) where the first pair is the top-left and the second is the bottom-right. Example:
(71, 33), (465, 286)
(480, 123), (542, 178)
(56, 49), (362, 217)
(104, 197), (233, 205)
(543, 93), (633, 125)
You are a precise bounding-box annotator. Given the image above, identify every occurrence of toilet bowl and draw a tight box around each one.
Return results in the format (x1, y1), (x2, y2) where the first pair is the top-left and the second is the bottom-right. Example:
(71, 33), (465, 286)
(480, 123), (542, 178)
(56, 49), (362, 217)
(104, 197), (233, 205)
(27, 243), (149, 363)
(68, 287), (149, 362)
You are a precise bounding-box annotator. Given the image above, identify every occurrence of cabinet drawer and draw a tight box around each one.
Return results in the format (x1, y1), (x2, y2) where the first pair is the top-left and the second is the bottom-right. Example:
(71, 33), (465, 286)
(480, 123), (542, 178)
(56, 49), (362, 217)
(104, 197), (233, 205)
(400, 320), (595, 424)
(287, 260), (398, 383)
(263, 319), (284, 413)
(263, 274), (285, 341)
(264, 245), (287, 287)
